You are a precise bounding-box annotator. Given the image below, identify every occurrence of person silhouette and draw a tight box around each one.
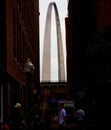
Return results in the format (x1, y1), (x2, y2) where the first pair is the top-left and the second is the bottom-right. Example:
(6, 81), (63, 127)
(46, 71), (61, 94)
(75, 106), (85, 130)
(9, 103), (26, 130)
(58, 102), (66, 130)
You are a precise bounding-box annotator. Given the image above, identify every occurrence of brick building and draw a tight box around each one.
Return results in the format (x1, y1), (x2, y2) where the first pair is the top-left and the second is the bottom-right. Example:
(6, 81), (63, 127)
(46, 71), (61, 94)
(66, 0), (111, 124)
(0, 0), (40, 123)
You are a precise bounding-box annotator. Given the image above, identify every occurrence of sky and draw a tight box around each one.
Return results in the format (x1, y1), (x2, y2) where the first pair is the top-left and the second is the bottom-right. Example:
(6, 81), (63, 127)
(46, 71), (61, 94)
(39, 0), (68, 82)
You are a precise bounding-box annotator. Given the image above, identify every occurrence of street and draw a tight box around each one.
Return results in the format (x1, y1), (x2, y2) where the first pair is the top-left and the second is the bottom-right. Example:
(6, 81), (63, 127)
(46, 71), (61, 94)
(50, 123), (104, 130)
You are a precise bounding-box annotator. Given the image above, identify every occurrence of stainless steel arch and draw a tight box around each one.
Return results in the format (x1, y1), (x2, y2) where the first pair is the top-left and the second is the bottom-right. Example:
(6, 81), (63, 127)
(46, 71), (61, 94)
(42, 2), (65, 81)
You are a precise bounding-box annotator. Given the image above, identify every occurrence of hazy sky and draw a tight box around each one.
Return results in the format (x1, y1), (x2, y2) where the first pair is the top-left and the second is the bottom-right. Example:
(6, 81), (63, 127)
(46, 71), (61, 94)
(39, 0), (68, 81)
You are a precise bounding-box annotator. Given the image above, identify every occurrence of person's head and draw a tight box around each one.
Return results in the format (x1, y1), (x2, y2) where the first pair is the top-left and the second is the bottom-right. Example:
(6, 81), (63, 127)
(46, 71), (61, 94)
(58, 102), (64, 110)
(14, 102), (22, 109)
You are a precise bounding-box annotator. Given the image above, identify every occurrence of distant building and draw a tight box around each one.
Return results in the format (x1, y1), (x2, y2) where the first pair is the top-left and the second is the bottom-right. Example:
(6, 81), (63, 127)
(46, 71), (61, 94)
(40, 81), (66, 100)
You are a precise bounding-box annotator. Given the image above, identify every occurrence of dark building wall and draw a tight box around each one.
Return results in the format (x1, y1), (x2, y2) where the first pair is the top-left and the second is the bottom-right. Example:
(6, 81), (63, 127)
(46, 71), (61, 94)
(67, 0), (111, 124)
(6, 0), (40, 84)
(0, 0), (6, 67)
(0, 0), (40, 122)
(65, 17), (72, 100)
(96, 0), (111, 31)
(67, 0), (96, 99)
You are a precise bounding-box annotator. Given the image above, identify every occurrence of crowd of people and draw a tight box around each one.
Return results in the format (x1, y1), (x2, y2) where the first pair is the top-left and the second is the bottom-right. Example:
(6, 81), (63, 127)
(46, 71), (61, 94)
(1, 92), (67, 130)
(1, 91), (86, 130)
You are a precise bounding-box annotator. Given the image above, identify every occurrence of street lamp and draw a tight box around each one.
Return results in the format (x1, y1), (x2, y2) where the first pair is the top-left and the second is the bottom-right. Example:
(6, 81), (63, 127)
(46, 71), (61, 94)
(24, 58), (35, 129)
(24, 58), (35, 75)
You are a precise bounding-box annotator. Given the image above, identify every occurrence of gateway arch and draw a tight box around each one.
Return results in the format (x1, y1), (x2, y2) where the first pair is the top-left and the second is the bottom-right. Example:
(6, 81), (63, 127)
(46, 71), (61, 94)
(42, 2), (65, 81)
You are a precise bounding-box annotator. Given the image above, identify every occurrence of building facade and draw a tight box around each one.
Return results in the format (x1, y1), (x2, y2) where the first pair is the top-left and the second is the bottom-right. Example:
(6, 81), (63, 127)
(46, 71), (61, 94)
(40, 81), (66, 100)
(0, 0), (40, 123)
(66, 0), (111, 124)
